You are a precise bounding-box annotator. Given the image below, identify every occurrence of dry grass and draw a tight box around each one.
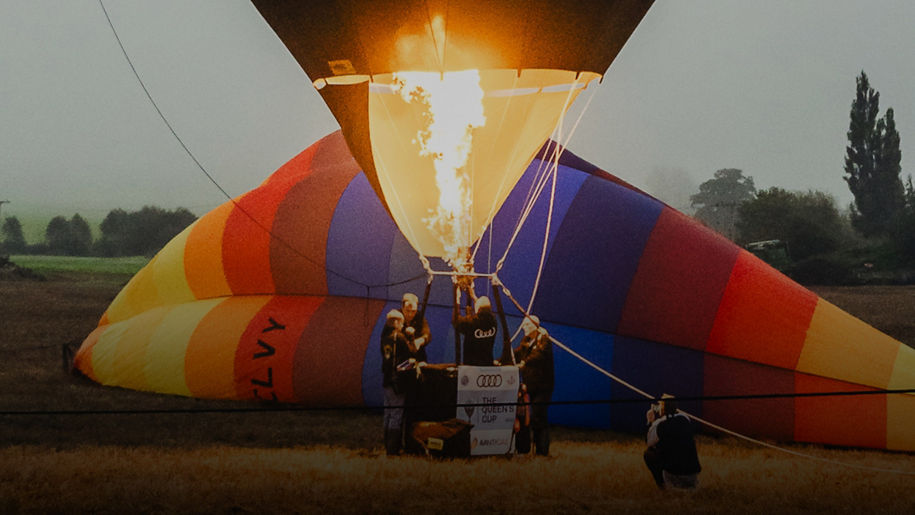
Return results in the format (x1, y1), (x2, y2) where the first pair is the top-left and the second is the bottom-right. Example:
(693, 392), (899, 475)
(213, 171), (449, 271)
(1, 266), (914, 513)
(1, 438), (912, 514)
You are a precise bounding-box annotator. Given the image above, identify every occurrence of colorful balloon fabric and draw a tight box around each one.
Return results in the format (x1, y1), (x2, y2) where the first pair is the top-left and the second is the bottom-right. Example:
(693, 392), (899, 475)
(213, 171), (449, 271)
(74, 131), (915, 451)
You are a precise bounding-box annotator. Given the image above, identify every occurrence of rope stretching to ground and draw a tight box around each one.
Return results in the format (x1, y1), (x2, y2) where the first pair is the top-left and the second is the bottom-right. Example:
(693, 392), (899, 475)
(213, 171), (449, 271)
(497, 277), (915, 476)
(98, 0), (425, 291)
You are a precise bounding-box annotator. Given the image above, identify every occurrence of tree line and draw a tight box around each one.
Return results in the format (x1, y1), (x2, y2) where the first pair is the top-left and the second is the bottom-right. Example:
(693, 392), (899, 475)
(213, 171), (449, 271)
(691, 71), (915, 284)
(3, 72), (912, 284)
(1, 206), (196, 257)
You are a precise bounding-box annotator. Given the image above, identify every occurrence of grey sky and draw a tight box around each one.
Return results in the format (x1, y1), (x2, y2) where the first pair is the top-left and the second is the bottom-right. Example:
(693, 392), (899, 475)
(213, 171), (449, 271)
(2, 0), (914, 228)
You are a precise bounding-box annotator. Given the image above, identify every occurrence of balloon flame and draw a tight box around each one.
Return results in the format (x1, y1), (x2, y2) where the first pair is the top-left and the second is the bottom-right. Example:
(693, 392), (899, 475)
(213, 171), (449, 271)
(392, 70), (486, 270)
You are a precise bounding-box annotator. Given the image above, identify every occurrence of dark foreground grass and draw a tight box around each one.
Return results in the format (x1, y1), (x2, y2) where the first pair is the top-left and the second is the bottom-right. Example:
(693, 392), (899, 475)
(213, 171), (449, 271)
(1, 437), (913, 514)
(1, 264), (914, 513)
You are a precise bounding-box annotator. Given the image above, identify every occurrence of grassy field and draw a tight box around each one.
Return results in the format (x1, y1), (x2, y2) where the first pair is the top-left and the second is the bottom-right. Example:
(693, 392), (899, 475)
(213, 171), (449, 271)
(1, 260), (913, 513)
(8, 255), (149, 277)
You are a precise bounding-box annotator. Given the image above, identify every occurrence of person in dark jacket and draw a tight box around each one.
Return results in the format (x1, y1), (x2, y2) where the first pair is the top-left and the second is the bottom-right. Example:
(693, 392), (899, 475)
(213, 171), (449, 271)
(380, 309), (410, 455)
(452, 285), (498, 366)
(643, 394), (702, 489)
(514, 315), (554, 455)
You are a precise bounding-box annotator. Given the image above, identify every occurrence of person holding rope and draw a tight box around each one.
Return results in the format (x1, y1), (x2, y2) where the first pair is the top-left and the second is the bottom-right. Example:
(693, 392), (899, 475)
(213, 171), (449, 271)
(401, 292), (430, 362)
(514, 315), (554, 456)
(644, 394), (702, 489)
(452, 284), (498, 366)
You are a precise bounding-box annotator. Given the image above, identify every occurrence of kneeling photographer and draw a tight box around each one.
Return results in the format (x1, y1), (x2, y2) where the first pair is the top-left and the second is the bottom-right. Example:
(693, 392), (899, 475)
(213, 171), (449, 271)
(643, 394), (701, 490)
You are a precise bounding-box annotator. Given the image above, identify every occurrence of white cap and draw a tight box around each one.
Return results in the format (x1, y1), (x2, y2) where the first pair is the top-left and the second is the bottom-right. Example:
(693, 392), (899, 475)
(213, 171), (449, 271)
(402, 293), (418, 308)
(475, 296), (491, 313)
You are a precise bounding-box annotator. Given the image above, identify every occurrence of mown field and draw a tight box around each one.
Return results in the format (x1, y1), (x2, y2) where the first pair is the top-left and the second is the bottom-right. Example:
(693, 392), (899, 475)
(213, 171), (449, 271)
(8, 254), (150, 276)
(1, 257), (913, 514)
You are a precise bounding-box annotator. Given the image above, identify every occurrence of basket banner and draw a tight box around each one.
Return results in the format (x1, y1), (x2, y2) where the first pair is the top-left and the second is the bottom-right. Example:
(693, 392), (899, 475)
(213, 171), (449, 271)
(456, 365), (519, 455)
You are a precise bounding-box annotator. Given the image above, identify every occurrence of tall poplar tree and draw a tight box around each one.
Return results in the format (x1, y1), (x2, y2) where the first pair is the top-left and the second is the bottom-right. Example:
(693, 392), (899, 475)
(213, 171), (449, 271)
(844, 71), (905, 236)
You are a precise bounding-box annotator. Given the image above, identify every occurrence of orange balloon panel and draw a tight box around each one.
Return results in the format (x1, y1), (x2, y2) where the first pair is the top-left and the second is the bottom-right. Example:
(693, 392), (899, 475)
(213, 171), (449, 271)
(184, 202), (233, 300)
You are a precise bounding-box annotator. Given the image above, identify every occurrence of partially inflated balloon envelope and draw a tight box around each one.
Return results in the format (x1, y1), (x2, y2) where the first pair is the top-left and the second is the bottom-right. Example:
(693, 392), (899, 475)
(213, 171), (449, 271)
(75, 131), (915, 451)
(249, 0), (654, 267)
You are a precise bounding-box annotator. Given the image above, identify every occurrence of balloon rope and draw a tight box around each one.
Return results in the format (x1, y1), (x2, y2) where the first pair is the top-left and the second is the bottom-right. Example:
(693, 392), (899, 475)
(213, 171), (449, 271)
(500, 283), (653, 397)
(526, 160), (557, 314)
(470, 73), (522, 267)
(523, 76), (584, 312)
(494, 147), (558, 272)
(97, 0), (419, 290)
(371, 85), (431, 270)
(498, 284), (915, 476)
(470, 78), (550, 266)
(682, 411), (915, 475)
(525, 80), (601, 315)
(495, 79), (598, 274)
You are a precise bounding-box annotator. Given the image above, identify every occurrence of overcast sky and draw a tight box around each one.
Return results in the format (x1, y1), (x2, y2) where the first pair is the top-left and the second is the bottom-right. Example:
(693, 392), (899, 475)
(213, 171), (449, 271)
(2, 0), (914, 226)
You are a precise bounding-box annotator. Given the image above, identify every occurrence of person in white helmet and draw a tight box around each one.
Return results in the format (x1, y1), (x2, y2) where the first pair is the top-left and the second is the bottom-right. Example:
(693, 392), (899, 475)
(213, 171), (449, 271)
(514, 315), (553, 456)
(452, 285), (497, 366)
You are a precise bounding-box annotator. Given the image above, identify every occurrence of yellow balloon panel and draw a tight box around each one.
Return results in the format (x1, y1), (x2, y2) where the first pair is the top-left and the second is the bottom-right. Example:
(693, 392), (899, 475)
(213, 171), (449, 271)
(150, 224), (196, 308)
(797, 298), (902, 389)
(889, 342), (915, 390)
(92, 306), (170, 391)
(104, 256), (162, 325)
(145, 298), (226, 397)
(368, 69), (599, 259)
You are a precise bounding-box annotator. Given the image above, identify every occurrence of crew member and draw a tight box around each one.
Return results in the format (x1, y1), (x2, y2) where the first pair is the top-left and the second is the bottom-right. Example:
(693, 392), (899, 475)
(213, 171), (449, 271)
(380, 309), (409, 455)
(644, 394), (702, 489)
(401, 292), (430, 362)
(514, 315), (554, 456)
(452, 285), (498, 366)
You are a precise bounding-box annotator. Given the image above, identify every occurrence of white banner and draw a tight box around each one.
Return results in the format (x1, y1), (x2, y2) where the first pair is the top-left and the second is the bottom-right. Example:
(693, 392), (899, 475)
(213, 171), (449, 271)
(456, 365), (519, 456)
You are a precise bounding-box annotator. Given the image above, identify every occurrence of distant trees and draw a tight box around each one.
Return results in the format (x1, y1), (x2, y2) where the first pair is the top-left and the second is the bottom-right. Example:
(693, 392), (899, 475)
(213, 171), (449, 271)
(45, 214), (93, 256)
(737, 188), (845, 261)
(1, 216), (27, 254)
(96, 206), (196, 257)
(844, 71), (905, 237)
(893, 176), (915, 260)
(5, 206), (198, 257)
(690, 168), (756, 240)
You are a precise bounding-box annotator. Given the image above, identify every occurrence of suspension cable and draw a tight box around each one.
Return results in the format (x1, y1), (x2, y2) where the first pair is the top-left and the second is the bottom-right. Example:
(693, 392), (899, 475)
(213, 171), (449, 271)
(495, 78), (599, 277)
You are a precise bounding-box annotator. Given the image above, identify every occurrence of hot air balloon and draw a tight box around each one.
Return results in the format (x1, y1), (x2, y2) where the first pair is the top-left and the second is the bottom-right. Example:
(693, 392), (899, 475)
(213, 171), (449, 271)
(74, 131), (915, 451)
(250, 0), (654, 269)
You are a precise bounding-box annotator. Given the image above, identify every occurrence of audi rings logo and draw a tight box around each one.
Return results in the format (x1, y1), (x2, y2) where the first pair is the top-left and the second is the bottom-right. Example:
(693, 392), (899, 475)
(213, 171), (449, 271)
(476, 374), (503, 388)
